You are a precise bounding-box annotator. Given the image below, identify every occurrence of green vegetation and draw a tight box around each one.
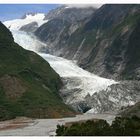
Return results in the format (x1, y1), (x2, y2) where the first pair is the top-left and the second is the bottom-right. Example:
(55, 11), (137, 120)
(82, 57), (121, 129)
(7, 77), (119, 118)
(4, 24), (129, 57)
(106, 13), (140, 80)
(56, 116), (140, 136)
(111, 13), (140, 36)
(0, 22), (75, 121)
(0, 22), (13, 43)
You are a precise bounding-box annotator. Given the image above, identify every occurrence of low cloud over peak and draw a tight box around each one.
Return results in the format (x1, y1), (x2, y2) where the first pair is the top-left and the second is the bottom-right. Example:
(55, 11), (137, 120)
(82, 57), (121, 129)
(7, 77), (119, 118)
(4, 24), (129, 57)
(65, 4), (102, 9)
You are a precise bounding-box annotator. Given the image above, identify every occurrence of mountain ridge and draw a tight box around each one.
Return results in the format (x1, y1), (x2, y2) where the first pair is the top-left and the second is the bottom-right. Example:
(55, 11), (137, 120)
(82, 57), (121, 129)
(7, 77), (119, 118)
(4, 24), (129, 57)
(35, 4), (140, 81)
(0, 22), (75, 121)
(3, 4), (140, 116)
(33, 4), (140, 115)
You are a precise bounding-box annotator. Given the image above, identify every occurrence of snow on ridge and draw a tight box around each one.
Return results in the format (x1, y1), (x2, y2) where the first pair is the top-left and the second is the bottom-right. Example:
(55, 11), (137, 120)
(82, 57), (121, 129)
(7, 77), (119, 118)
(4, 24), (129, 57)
(25, 13), (45, 20)
(3, 13), (47, 30)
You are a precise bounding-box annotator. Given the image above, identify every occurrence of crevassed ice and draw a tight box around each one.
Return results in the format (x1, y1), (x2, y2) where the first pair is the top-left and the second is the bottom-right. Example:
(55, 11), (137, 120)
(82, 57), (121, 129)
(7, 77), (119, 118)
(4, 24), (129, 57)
(10, 30), (118, 99)
(40, 53), (118, 97)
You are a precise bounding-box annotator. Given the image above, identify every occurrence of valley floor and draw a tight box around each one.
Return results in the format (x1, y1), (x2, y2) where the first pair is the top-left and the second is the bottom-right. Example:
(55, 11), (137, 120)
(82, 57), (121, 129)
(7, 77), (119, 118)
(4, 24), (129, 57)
(0, 114), (115, 136)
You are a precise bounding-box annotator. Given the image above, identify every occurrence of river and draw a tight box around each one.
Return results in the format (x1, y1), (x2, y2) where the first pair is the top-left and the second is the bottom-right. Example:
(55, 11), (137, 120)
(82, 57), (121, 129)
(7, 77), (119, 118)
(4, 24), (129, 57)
(0, 114), (115, 136)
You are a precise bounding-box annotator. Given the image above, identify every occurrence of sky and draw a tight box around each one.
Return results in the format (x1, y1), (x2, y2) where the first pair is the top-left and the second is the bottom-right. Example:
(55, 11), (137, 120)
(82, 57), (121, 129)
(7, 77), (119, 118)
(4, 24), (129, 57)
(0, 4), (102, 22)
(0, 4), (60, 21)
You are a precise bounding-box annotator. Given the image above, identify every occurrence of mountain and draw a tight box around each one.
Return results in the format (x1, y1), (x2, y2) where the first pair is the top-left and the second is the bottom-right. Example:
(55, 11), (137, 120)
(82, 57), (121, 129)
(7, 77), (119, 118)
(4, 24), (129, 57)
(0, 22), (75, 121)
(5, 5), (139, 81)
(78, 4), (140, 80)
(3, 4), (140, 116)
(35, 4), (140, 81)
(4, 13), (47, 32)
(34, 6), (97, 55)
(44, 5), (96, 22)
(33, 4), (140, 115)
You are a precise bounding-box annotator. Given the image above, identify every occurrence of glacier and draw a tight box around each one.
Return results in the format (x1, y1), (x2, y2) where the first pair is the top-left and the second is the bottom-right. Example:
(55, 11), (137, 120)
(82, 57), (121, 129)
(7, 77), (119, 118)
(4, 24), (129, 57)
(8, 29), (118, 113)
(3, 15), (139, 114)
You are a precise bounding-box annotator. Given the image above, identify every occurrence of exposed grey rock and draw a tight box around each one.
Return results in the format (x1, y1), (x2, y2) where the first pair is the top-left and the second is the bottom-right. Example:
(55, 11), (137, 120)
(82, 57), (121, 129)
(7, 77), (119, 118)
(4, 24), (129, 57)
(60, 80), (140, 114)
(19, 4), (140, 116)
(86, 81), (140, 113)
(34, 6), (96, 56)
(44, 6), (96, 23)
(19, 22), (38, 32)
(119, 101), (140, 118)
(35, 4), (140, 81)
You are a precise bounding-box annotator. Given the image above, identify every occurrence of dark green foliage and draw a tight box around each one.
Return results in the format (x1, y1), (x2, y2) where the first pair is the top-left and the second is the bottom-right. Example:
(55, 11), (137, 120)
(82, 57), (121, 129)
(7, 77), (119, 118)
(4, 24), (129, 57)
(0, 86), (23, 120)
(56, 125), (66, 136)
(56, 116), (140, 136)
(111, 117), (140, 136)
(0, 22), (13, 43)
(122, 17), (140, 79)
(56, 119), (111, 136)
(0, 22), (75, 121)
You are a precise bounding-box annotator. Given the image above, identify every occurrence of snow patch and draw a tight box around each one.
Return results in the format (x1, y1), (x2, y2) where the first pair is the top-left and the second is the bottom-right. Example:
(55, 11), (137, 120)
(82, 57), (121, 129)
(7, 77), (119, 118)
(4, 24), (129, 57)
(3, 13), (48, 30)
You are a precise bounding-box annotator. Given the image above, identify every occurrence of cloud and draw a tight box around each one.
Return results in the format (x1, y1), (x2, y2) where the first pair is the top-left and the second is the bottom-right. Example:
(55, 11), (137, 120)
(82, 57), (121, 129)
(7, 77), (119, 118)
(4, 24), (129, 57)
(65, 4), (102, 9)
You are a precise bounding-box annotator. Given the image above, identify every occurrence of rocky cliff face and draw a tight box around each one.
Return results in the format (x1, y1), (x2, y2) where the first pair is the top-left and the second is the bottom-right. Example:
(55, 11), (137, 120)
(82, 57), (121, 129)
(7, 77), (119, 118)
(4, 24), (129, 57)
(79, 4), (140, 80)
(20, 22), (38, 33)
(35, 4), (140, 81)
(34, 6), (96, 55)
(44, 5), (96, 23)
(119, 101), (140, 118)
(33, 5), (140, 116)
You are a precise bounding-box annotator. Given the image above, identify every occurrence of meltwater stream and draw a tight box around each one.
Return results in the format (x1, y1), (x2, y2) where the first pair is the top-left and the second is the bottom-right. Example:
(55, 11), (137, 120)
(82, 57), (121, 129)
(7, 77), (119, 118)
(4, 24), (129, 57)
(12, 30), (117, 113)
